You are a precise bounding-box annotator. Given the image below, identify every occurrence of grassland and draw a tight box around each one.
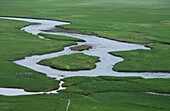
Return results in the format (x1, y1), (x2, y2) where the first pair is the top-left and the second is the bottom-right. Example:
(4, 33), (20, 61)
(0, 94), (68, 111)
(38, 53), (100, 71)
(63, 76), (170, 111)
(0, 0), (170, 111)
(0, 77), (170, 111)
(110, 43), (170, 72)
(0, 0), (169, 72)
(0, 19), (84, 91)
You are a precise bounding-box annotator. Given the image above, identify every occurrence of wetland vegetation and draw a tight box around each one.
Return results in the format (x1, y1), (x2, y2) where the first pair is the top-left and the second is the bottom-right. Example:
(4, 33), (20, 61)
(38, 53), (100, 71)
(0, 0), (170, 111)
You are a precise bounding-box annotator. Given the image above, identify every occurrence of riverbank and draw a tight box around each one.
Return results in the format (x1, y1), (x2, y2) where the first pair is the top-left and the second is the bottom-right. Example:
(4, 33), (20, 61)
(0, 17), (170, 96)
(1, 76), (170, 111)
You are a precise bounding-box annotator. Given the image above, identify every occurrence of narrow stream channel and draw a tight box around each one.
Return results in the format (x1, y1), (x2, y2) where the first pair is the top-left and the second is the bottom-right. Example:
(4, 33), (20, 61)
(0, 17), (170, 96)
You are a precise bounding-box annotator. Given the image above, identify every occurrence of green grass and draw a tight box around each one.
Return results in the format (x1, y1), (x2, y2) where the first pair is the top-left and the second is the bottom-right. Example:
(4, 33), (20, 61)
(62, 76), (170, 111)
(0, 94), (68, 111)
(0, 0), (170, 110)
(63, 76), (170, 94)
(110, 43), (170, 72)
(0, 0), (169, 72)
(0, 77), (170, 111)
(38, 53), (100, 71)
(0, 19), (84, 91)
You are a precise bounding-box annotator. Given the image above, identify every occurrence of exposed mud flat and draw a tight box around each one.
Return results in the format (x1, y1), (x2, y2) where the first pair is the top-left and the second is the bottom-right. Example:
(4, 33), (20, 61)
(42, 26), (80, 34)
(70, 44), (92, 51)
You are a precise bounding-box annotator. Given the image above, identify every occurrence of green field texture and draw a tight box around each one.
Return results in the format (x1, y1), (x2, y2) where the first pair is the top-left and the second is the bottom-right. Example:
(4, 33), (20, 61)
(0, 94), (68, 111)
(62, 76), (170, 111)
(0, 0), (169, 71)
(111, 43), (170, 72)
(39, 53), (100, 71)
(0, 19), (84, 91)
(0, 1), (170, 110)
(63, 76), (170, 94)
(0, 77), (170, 111)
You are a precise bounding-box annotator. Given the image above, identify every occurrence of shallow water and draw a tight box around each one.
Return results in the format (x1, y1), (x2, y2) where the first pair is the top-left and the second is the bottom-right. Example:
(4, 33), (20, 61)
(146, 92), (170, 96)
(0, 17), (169, 96)
(0, 81), (65, 96)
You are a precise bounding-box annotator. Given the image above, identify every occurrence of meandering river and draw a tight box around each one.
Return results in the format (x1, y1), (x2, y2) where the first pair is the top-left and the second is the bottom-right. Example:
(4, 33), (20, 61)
(0, 17), (169, 96)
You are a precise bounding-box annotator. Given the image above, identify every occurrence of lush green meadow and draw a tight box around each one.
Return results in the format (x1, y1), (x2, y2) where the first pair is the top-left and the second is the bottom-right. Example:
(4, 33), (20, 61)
(111, 43), (170, 72)
(0, 19), (84, 91)
(0, 0), (170, 111)
(0, 77), (170, 111)
(0, 0), (169, 71)
(39, 53), (99, 71)
(63, 76), (170, 111)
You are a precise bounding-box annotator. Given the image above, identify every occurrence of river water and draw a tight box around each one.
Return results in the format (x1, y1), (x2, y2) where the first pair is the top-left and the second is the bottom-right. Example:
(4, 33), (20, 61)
(0, 17), (169, 96)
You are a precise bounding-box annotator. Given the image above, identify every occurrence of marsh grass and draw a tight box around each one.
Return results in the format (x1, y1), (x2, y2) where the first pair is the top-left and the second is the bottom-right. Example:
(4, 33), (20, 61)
(0, 20), (84, 91)
(38, 53), (100, 71)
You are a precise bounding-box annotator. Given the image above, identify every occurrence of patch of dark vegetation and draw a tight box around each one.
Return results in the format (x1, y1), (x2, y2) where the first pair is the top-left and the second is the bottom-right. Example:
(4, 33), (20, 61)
(42, 26), (81, 34)
(70, 44), (92, 51)
(36, 61), (47, 66)
(30, 22), (41, 25)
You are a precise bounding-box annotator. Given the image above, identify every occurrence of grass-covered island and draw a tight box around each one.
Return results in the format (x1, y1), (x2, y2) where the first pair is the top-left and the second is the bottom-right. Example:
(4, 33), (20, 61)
(38, 53), (100, 71)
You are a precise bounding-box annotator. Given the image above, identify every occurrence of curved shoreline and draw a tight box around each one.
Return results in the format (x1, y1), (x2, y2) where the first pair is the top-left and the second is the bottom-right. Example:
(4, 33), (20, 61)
(0, 81), (65, 96)
(0, 17), (170, 96)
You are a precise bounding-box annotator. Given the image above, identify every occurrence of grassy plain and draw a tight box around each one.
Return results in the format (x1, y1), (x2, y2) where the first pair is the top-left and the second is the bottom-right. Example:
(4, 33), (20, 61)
(0, 77), (170, 111)
(0, 0), (169, 71)
(111, 43), (170, 72)
(39, 53), (100, 71)
(0, 19), (84, 91)
(0, 0), (170, 111)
